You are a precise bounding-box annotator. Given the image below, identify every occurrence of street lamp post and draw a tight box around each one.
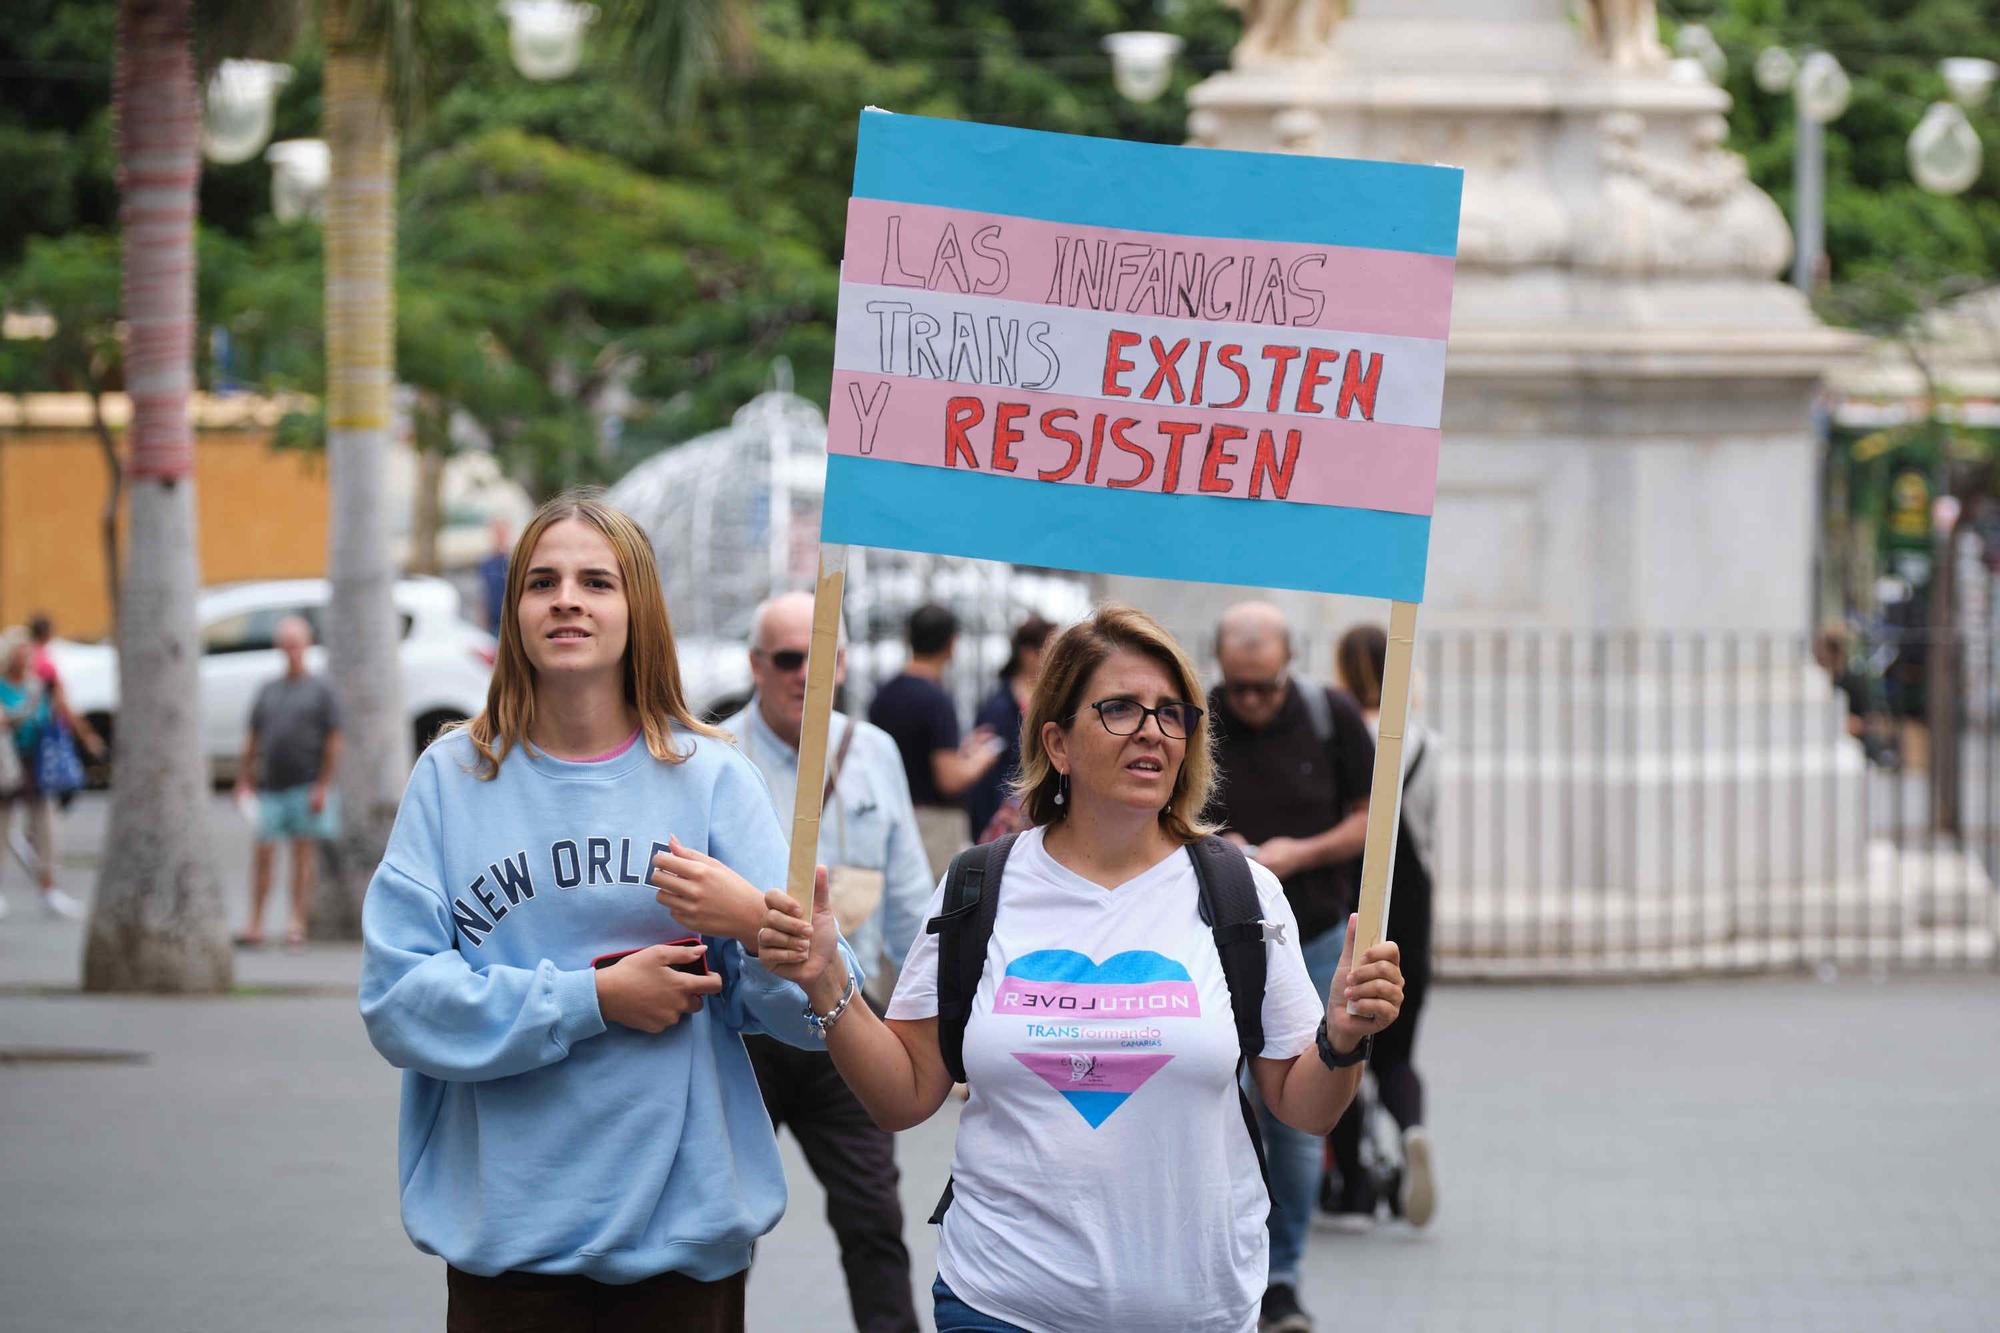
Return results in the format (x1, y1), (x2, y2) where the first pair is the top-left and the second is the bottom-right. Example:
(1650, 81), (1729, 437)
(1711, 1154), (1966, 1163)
(1788, 51), (1852, 292)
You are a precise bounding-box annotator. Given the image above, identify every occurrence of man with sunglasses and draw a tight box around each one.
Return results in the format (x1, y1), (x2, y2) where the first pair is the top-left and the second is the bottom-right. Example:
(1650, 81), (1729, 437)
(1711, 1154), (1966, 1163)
(722, 593), (932, 1333)
(1207, 601), (1374, 1333)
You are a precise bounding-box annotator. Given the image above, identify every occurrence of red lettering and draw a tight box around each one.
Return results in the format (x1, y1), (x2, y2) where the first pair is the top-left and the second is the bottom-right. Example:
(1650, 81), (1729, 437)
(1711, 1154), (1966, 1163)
(1214, 345), (1250, 409)
(1337, 351), (1383, 421)
(1158, 421), (1202, 493)
(1038, 409), (1082, 482)
(1260, 345), (1302, 413)
(1200, 424), (1248, 494)
(945, 397), (984, 468)
(992, 402), (1028, 473)
(1250, 428), (1301, 499)
(1295, 347), (1340, 415)
(1105, 418), (1154, 490)
(1190, 339), (1210, 405)
(1084, 414), (1108, 484)
(1142, 336), (1190, 403)
(1102, 330), (1140, 397)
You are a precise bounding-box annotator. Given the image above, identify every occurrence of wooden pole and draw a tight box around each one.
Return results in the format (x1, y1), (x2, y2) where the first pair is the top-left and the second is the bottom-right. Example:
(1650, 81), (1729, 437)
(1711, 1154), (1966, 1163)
(785, 547), (848, 907)
(1352, 600), (1419, 977)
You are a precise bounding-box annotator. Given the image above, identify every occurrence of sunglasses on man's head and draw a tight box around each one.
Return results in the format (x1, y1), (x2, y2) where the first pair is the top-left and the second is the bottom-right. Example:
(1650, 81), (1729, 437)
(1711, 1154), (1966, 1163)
(760, 649), (809, 672)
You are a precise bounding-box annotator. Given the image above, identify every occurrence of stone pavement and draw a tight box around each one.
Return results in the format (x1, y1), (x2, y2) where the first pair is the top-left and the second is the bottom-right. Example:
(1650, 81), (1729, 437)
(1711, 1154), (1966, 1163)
(3, 794), (1998, 1332)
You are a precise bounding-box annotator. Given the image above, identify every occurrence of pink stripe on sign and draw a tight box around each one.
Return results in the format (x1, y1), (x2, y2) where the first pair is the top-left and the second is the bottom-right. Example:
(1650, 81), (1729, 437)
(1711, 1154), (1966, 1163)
(994, 977), (1204, 1016)
(843, 197), (1456, 342)
(1013, 1051), (1175, 1095)
(829, 372), (1439, 516)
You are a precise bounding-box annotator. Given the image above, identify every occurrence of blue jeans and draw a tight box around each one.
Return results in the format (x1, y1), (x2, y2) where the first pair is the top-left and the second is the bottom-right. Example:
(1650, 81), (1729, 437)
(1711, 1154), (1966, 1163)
(1254, 923), (1344, 1288)
(933, 1277), (1031, 1332)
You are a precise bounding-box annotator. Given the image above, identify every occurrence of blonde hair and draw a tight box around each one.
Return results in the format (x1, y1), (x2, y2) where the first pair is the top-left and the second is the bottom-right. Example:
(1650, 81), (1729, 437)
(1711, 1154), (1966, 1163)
(1014, 604), (1217, 843)
(462, 490), (722, 779)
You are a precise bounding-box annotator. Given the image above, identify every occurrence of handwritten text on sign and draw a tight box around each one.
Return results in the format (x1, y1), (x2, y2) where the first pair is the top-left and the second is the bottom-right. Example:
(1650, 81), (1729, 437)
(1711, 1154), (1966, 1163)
(829, 198), (1450, 517)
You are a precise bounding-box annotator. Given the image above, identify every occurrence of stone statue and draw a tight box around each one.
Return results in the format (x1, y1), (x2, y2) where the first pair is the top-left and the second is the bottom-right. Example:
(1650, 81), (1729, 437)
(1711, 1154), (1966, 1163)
(1226, 0), (1347, 65)
(1578, 0), (1667, 70)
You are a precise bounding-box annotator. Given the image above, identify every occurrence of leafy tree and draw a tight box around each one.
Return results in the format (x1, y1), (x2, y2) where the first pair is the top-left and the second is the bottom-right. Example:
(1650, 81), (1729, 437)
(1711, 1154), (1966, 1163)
(1667, 0), (2000, 294)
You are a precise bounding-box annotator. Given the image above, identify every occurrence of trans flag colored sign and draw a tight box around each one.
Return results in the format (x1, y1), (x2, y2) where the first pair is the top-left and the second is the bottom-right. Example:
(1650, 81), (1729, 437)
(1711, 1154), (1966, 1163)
(820, 111), (1462, 602)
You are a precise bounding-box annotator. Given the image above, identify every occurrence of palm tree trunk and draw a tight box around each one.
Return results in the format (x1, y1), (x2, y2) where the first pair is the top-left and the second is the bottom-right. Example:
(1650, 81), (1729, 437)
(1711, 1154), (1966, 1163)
(83, 0), (231, 993)
(317, 0), (408, 938)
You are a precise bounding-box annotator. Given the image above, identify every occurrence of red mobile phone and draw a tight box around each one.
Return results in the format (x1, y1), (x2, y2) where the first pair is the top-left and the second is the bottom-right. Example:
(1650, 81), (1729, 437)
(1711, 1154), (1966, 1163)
(591, 936), (707, 975)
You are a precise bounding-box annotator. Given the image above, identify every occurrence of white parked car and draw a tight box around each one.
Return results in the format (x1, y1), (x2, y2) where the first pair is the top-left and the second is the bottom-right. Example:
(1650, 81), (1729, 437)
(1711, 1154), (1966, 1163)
(51, 577), (496, 784)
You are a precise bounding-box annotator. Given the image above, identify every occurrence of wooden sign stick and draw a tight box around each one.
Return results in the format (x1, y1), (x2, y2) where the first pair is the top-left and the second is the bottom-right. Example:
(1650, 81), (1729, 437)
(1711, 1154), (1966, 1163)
(785, 547), (849, 909)
(1349, 599), (1418, 1007)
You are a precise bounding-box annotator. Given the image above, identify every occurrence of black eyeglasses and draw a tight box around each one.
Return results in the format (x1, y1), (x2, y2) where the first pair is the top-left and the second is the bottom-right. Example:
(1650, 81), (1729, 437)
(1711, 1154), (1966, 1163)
(758, 649), (808, 672)
(1223, 678), (1286, 700)
(1068, 698), (1202, 739)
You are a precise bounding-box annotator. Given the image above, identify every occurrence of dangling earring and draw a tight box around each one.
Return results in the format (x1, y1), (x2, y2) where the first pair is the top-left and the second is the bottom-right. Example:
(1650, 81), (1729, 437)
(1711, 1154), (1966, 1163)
(1054, 772), (1068, 807)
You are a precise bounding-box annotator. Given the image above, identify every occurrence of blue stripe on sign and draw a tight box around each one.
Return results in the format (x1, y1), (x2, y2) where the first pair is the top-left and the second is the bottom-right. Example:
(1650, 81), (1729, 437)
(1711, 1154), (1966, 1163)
(852, 111), (1463, 258)
(820, 455), (1430, 602)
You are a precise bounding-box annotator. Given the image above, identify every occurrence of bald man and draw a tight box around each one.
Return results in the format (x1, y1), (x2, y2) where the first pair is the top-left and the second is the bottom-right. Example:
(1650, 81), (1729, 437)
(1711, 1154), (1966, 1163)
(233, 615), (342, 948)
(1208, 602), (1374, 1331)
(722, 592), (929, 1333)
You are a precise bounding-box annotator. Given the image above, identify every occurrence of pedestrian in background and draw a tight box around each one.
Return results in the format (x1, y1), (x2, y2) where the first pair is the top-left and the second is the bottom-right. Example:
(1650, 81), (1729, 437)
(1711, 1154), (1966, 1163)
(756, 604), (1405, 1333)
(232, 616), (342, 949)
(719, 591), (931, 1333)
(0, 625), (105, 920)
(359, 492), (859, 1333)
(868, 604), (1003, 879)
(1329, 623), (1440, 1231)
(478, 518), (512, 633)
(966, 613), (1056, 843)
(1206, 601), (1374, 1332)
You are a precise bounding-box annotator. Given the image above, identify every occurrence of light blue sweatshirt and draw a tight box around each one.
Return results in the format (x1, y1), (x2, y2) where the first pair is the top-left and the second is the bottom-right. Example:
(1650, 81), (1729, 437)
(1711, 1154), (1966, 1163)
(359, 727), (858, 1284)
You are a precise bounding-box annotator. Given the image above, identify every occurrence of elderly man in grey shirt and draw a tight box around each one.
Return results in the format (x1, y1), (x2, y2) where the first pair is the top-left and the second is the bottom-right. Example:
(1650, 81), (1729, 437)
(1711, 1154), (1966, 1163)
(722, 591), (930, 1333)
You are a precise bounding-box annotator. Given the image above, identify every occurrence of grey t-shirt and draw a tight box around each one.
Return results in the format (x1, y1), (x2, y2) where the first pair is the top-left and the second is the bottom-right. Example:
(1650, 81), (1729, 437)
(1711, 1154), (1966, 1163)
(251, 674), (341, 792)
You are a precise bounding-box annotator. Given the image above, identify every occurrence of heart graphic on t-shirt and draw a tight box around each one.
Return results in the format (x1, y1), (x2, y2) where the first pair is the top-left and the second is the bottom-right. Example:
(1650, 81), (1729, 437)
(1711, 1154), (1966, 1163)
(1011, 1050), (1174, 1127)
(1000, 949), (1197, 1128)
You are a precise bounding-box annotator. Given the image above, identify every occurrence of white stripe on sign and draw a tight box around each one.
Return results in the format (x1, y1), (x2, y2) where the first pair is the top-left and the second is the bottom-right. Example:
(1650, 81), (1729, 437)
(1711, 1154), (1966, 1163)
(832, 281), (1447, 432)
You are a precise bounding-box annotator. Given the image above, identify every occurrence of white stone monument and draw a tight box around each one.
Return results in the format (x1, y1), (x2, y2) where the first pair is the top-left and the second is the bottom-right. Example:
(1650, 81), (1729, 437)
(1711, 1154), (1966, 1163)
(1096, 1), (1952, 973)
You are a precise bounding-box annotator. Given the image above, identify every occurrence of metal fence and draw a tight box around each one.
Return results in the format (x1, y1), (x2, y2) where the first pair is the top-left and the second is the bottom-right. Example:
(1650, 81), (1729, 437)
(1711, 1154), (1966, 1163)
(1350, 628), (2000, 979)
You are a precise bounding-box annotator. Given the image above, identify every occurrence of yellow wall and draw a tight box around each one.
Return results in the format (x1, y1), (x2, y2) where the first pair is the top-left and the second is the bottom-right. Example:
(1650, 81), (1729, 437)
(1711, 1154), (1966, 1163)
(1, 395), (329, 640)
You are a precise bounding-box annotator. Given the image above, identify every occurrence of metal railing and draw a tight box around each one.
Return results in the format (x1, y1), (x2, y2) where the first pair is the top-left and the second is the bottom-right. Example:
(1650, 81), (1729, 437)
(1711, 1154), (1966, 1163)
(1358, 627), (1999, 978)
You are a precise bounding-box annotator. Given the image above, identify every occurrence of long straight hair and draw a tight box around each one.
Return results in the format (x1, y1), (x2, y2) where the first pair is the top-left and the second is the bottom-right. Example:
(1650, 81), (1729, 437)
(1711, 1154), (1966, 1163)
(463, 491), (721, 779)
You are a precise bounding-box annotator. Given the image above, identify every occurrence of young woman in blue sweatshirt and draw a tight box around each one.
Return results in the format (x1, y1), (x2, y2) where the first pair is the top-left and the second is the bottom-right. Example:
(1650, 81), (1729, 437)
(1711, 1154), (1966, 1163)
(359, 493), (857, 1331)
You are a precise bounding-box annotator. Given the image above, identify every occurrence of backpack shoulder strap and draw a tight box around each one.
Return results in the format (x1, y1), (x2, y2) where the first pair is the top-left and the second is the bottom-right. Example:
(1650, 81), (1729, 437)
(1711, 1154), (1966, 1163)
(1295, 676), (1333, 745)
(1188, 835), (1273, 1194)
(1187, 835), (1267, 1067)
(928, 831), (1020, 1086)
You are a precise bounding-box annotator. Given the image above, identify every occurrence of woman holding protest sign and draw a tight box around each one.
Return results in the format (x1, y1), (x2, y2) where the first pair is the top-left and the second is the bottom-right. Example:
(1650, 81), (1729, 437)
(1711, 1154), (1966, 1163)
(757, 604), (1405, 1333)
(359, 491), (857, 1333)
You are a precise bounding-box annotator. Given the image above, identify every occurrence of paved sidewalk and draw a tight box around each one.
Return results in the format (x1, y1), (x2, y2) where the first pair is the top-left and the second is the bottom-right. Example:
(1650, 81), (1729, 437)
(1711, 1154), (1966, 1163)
(3, 795), (1997, 1331)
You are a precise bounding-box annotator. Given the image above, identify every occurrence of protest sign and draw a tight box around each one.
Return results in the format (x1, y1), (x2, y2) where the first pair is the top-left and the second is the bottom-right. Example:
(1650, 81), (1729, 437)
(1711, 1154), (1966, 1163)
(821, 110), (1460, 602)
(795, 112), (1461, 956)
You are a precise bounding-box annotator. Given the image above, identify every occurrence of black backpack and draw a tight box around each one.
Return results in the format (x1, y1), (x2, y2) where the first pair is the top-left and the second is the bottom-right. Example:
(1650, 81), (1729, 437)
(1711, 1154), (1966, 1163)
(924, 831), (1274, 1222)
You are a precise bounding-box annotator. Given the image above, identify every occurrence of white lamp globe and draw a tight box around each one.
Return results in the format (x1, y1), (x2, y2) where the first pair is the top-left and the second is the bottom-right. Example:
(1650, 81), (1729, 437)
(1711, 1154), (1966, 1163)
(1908, 102), (1984, 195)
(1796, 51), (1852, 124)
(1103, 31), (1183, 104)
(501, 0), (598, 82)
(1940, 57), (1998, 108)
(1754, 46), (1797, 95)
(1674, 25), (1727, 84)
(203, 59), (292, 165)
(266, 138), (331, 223)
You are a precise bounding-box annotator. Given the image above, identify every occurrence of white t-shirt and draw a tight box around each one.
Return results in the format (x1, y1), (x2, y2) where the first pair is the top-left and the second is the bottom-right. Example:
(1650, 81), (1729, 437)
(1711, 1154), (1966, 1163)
(887, 827), (1325, 1333)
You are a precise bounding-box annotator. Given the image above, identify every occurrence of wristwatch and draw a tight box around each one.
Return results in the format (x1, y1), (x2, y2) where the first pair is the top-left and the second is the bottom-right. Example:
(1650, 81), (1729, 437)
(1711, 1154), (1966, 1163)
(1315, 1018), (1370, 1070)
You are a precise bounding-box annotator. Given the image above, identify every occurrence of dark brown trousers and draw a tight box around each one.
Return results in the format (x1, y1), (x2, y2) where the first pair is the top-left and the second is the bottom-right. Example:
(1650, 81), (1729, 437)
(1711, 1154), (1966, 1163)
(445, 1264), (746, 1333)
